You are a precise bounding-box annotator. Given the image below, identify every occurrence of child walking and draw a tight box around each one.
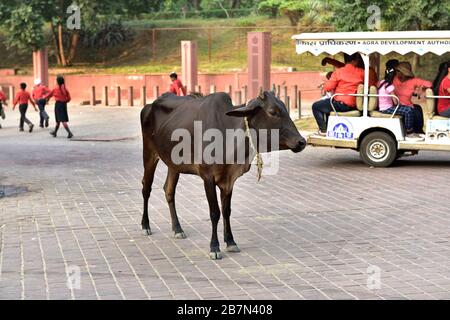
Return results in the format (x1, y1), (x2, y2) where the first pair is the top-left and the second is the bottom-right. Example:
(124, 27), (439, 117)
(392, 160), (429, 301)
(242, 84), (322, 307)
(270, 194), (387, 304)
(32, 79), (51, 128)
(13, 83), (37, 132)
(0, 87), (7, 129)
(45, 76), (73, 139)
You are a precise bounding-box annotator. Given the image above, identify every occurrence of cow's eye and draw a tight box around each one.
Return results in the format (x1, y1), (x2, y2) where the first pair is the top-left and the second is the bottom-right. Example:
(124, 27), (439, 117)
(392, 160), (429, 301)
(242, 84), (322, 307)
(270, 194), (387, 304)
(269, 109), (279, 117)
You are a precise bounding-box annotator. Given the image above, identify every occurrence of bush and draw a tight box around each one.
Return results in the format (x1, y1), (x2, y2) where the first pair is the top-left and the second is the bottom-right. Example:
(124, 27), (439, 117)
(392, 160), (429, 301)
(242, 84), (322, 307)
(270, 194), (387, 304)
(81, 20), (133, 48)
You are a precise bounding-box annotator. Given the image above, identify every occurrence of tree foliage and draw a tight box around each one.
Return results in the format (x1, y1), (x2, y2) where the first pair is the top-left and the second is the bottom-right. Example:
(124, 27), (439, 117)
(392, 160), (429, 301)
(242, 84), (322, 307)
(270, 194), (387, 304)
(4, 4), (44, 52)
(0, 0), (132, 66)
(329, 0), (450, 31)
(258, 0), (330, 26)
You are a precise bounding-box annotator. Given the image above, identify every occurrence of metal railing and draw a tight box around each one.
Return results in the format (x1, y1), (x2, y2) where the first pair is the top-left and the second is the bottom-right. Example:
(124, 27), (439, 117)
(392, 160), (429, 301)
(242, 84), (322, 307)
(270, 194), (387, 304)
(329, 93), (400, 118)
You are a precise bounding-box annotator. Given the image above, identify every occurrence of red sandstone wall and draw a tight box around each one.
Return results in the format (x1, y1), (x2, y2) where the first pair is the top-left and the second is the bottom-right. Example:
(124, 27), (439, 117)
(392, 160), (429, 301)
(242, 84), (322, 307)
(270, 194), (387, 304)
(0, 71), (324, 105)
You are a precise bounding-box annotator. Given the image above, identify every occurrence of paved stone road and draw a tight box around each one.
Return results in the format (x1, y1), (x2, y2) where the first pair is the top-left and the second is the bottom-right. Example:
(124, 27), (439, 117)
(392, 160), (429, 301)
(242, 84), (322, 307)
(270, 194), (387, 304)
(0, 106), (449, 300)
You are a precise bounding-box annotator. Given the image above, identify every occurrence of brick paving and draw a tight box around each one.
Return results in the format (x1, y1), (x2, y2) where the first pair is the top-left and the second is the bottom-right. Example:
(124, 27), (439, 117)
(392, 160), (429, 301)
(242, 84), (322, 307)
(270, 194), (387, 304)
(0, 105), (450, 300)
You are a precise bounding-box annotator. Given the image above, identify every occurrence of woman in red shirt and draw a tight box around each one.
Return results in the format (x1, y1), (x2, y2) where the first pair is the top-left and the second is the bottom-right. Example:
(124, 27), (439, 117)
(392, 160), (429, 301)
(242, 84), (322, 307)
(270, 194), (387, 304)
(45, 76), (73, 139)
(0, 87), (7, 129)
(393, 62), (432, 135)
(432, 61), (450, 117)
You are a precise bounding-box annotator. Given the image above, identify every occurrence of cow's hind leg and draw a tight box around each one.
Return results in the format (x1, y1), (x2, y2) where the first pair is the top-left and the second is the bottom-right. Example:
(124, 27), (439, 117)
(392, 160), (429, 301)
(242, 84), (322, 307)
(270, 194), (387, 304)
(164, 169), (186, 239)
(142, 155), (159, 235)
(204, 178), (222, 260)
(220, 187), (240, 253)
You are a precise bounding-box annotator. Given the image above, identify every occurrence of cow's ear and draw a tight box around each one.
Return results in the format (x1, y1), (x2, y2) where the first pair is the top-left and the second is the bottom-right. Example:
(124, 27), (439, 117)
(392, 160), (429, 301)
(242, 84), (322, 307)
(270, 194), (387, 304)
(226, 101), (261, 117)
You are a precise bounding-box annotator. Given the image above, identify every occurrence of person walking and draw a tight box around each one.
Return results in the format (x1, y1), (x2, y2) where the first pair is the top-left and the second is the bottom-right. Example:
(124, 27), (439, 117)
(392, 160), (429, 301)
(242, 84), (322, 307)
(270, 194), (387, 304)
(45, 76), (73, 139)
(32, 79), (51, 128)
(12, 83), (37, 132)
(0, 87), (7, 129)
(168, 72), (187, 96)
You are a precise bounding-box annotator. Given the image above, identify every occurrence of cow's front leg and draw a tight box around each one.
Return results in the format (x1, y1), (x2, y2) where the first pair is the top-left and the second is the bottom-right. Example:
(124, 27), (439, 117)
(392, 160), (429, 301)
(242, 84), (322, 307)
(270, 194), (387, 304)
(142, 155), (159, 235)
(220, 188), (240, 253)
(164, 169), (186, 239)
(204, 179), (222, 260)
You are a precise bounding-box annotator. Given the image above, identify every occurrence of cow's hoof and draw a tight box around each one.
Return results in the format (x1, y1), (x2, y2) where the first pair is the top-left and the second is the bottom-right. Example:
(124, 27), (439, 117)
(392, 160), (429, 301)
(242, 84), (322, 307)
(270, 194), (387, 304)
(226, 245), (240, 253)
(143, 228), (152, 236)
(174, 231), (186, 239)
(209, 251), (222, 260)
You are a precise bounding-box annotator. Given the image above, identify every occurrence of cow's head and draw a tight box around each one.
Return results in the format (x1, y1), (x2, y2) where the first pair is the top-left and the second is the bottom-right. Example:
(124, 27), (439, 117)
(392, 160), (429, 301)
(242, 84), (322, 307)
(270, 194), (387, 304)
(226, 91), (306, 153)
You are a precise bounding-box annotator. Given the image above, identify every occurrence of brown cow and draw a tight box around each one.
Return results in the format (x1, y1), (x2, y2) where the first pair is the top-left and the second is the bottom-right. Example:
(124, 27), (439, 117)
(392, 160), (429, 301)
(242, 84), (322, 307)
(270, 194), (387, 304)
(140, 91), (306, 259)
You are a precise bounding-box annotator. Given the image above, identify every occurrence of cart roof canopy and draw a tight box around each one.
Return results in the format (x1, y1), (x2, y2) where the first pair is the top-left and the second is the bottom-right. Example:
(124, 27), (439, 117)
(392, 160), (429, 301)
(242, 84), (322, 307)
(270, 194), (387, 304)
(292, 31), (450, 56)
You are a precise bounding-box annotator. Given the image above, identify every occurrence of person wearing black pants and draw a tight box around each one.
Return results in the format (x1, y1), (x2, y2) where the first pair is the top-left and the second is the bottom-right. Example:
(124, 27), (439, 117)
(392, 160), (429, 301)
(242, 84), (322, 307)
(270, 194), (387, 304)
(312, 99), (352, 133)
(32, 79), (51, 128)
(312, 53), (364, 134)
(13, 83), (37, 132)
(37, 99), (49, 128)
(412, 105), (425, 134)
(0, 88), (7, 129)
(45, 76), (73, 139)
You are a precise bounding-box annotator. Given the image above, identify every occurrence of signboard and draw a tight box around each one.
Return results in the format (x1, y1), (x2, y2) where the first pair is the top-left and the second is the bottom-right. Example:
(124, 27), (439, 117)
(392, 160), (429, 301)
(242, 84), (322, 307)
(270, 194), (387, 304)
(327, 118), (354, 140)
(292, 31), (450, 56)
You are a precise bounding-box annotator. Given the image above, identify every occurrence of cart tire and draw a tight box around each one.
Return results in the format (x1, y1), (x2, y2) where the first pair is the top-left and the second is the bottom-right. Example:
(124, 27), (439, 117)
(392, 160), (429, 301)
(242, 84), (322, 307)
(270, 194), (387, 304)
(360, 132), (397, 167)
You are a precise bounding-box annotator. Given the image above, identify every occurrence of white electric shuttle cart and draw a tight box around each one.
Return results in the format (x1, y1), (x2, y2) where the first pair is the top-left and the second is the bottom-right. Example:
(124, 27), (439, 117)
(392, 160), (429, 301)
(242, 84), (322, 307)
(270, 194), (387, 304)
(292, 31), (450, 167)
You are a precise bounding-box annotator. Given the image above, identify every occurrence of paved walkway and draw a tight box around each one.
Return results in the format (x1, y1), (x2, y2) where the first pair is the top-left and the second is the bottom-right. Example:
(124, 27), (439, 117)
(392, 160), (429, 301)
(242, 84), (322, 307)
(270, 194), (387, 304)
(0, 106), (449, 299)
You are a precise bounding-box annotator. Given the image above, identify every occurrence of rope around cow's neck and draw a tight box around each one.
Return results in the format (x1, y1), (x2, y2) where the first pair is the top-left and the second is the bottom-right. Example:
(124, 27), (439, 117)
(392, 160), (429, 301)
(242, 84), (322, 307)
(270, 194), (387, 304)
(244, 117), (263, 182)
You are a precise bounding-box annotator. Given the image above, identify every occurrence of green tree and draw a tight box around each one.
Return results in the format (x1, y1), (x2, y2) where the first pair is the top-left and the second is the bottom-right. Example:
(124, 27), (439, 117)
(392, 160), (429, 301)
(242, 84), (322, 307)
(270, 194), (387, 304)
(329, 0), (450, 69)
(258, 0), (283, 18)
(329, 0), (450, 31)
(4, 4), (44, 52)
(0, 0), (131, 66)
(258, 0), (324, 26)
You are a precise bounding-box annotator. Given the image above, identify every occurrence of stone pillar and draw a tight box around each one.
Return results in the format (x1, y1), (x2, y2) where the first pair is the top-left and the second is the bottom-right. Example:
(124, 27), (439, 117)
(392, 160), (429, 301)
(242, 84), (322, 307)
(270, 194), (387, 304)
(141, 86), (147, 106)
(181, 41), (198, 94)
(103, 86), (109, 106)
(32, 49), (49, 86)
(247, 32), (271, 99)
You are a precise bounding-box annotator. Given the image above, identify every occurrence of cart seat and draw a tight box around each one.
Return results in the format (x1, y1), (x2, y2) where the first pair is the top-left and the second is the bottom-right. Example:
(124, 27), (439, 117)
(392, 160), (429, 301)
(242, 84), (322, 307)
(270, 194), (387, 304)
(331, 84), (363, 117)
(425, 88), (449, 120)
(369, 111), (402, 119)
(366, 85), (402, 119)
(331, 110), (361, 117)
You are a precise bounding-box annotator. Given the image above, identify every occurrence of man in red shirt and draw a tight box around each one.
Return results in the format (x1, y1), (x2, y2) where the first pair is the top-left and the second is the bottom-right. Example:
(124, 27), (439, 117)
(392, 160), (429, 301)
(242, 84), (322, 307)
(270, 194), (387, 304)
(13, 83), (37, 132)
(321, 54), (378, 87)
(312, 53), (364, 135)
(0, 87), (7, 129)
(168, 72), (187, 96)
(32, 79), (51, 128)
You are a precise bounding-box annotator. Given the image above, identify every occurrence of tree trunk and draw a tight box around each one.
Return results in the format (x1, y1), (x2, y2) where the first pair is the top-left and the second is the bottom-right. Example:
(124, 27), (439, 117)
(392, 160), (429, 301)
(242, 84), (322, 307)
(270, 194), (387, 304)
(50, 21), (62, 65)
(66, 31), (79, 66)
(411, 22), (421, 73)
(230, 0), (240, 9)
(286, 12), (299, 26)
(412, 54), (420, 73)
(217, 1), (230, 18)
(58, 21), (67, 66)
(191, 0), (201, 10)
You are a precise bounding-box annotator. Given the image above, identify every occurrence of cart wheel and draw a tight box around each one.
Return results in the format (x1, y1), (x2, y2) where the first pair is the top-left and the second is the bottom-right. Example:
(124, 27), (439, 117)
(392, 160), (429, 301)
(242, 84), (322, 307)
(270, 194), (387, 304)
(360, 132), (397, 167)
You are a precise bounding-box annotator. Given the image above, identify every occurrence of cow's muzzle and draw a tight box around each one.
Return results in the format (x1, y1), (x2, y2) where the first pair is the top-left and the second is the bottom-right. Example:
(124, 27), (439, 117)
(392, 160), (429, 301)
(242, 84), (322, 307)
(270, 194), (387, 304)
(291, 137), (307, 153)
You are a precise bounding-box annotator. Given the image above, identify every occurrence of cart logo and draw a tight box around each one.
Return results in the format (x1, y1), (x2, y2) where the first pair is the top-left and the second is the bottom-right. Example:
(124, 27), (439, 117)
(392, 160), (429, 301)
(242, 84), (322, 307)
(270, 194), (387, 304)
(328, 121), (354, 139)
